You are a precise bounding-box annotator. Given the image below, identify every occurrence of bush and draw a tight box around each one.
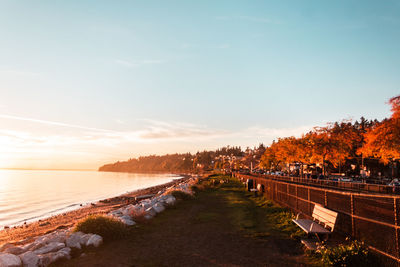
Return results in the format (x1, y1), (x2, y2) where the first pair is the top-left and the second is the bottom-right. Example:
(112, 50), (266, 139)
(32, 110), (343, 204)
(171, 190), (194, 200)
(74, 215), (128, 241)
(190, 184), (201, 193)
(317, 239), (375, 266)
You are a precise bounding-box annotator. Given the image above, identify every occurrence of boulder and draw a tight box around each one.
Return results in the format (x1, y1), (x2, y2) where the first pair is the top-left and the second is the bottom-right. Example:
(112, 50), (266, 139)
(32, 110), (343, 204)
(0, 244), (14, 253)
(145, 207), (156, 218)
(33, 242), (65, 255)
(0, 253), (22, 267)
(152, 203), (165, 213)
(119, 216), (136, 226)
(37, 254), (50, 267)
(66, 232), (84, 250)
(45, 247), (71, 264)
(79, 234), (92, 246)
(19, 251), (40, 267)
(86, 235), (102, 248)
(3, 245), (26, 256)
(42, 231), (67, 244)
(58, 247), (71, 257)
(164, 195), (176, 205)
(140, 202), (152, 211)
(121, 205), (136, 216)
(23, 242), (43, 252)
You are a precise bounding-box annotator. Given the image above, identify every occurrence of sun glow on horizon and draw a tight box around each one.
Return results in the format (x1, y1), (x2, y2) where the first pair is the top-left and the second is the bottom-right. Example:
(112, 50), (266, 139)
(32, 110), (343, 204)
(0, 113), (314, 170)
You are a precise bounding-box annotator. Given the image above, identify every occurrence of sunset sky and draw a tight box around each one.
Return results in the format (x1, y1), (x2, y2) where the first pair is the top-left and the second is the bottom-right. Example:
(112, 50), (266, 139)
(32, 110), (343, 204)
(0, 0), (399, 169)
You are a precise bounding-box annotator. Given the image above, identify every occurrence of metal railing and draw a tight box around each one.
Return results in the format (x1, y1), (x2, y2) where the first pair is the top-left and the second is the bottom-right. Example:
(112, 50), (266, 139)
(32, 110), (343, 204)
(258, 174), (399, 195)
(235, 173), (400, 265)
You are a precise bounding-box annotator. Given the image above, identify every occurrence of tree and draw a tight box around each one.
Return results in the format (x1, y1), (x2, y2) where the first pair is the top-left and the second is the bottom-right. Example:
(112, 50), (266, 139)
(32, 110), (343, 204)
(359, 95), (400, 177)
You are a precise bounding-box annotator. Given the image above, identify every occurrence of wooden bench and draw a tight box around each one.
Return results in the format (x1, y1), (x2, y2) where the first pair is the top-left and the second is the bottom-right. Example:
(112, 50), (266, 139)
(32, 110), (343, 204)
(292, 204), (338, 242)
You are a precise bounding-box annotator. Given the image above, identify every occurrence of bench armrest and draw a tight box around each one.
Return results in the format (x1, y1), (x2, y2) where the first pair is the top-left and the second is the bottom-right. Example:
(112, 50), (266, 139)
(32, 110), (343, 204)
(295, 212), (305, 220)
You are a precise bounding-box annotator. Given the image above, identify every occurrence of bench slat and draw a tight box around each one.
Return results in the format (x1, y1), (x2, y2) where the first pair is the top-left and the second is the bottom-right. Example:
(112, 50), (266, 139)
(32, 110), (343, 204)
(312, 205), (338, 230)
(292, 219), (331, 234)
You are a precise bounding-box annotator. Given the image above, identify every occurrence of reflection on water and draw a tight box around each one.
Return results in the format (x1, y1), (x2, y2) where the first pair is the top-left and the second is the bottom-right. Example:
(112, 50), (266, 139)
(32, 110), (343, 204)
(0, 170), (176, 227)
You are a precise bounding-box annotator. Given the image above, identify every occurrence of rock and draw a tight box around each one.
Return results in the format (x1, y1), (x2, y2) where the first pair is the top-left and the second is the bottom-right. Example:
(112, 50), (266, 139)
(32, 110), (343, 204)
(65, 232), (84, 250)
(0, 253), (22, 267)
(3, 246), (26, 255)
(86, 235), (102, 248)
(121, 205), (136, 216)
(24, 241), (44, 252)
(140, 202), (152, 211)
(0, 244), (14, 253)
(37, 254), (50, 267)
(19, 251), (40, 267)
(145, 207), (156, 218)
(58, 247), (71, 256)
(33, 242), (65, 255)
(119, 216), (136, 226)
(79, 234), (92, 246)
(152, 203), (165, 213)
(164, 195), (176, 205)
(48, 247), (71, 263)
(36, 231), (67, 245)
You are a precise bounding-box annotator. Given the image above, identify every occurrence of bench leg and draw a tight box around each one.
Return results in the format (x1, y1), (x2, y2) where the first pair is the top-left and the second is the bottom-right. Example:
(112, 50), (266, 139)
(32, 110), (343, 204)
(315, 233), (329, 242)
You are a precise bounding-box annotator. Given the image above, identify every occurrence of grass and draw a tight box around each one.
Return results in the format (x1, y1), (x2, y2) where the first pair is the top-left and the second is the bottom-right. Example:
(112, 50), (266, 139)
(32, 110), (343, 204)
(314, 239), (378, 267)
(170, 190), (194, 200)
(74, 215), (128, 241)
(198, 175), (305, 240)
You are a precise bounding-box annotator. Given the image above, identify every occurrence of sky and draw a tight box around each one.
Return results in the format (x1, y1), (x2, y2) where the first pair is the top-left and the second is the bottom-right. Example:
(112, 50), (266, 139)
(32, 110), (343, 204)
(0, 0), (399, 170)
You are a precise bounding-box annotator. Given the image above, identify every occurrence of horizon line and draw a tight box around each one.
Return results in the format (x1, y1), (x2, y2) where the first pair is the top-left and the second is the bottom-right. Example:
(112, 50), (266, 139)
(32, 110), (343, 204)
(0, 168), (97, 171)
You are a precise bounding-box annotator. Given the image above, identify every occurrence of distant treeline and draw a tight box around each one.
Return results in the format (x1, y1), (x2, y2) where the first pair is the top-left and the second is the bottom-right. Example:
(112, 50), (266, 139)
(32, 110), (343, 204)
(98, 146), (245, 173)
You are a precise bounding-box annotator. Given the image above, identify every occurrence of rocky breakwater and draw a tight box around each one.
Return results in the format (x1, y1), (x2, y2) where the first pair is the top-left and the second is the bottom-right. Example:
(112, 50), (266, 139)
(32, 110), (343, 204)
(0, 176), (198, 267)
(108, 177), (197, 223)
(0, 230), (102, 267)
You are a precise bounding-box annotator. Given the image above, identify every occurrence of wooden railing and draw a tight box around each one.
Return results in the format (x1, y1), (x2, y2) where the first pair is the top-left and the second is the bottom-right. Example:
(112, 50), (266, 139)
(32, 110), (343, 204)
(235, 173), (400, 266)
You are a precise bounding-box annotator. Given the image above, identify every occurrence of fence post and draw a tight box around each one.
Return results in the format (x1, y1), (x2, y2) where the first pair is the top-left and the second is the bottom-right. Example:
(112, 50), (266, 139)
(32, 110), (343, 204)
(394, 198), (399, 259)
(351, 194), (355, 237)
(295, 185), (298, 211)
(324, 190), (328, 207)
(308, 188), (311, 215)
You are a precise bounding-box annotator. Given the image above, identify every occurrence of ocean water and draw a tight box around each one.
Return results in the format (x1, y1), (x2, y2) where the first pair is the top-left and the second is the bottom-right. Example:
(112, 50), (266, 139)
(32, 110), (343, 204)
(0, 170), (177, 227)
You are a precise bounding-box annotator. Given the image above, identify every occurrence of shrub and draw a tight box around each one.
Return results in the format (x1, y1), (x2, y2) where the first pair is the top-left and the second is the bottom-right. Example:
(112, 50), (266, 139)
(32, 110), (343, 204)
(190, 184), (201, 193)
(317, 239), (375, 266)
(74, 215), (128, 241)
(171, 190), (194, 200)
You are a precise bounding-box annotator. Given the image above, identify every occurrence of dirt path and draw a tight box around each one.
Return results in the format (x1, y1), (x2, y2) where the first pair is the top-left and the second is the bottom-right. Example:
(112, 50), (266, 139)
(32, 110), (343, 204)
(55, 177), (309, 267)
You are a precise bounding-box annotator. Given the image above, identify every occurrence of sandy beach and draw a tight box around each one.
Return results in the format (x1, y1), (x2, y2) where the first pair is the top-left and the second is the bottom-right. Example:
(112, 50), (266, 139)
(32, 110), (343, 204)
(0, 175), (192, 246)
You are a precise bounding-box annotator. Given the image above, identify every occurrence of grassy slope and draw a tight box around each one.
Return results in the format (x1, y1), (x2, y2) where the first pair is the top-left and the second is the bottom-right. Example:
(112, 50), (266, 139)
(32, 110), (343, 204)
(54, 175), (310, 267)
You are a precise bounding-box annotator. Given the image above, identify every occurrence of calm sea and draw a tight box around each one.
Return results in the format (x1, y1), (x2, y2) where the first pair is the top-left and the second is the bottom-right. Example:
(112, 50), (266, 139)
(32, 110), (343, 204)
(0, 170), (178, 227)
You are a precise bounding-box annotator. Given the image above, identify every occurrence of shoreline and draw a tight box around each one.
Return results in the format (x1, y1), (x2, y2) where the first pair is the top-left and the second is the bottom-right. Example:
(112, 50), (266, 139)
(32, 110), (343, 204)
(0, 174), (193, 246)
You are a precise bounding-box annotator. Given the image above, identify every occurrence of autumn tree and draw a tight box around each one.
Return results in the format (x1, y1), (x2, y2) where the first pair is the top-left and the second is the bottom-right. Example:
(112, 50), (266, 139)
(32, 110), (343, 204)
(359, 95), (400, 177)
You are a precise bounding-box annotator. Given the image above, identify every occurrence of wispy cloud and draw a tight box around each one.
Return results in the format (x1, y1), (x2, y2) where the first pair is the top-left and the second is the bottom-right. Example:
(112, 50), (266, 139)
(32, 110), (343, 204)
(0, 70), (41, 77)
(115, 59), (165, 68)
(0, 114), (313, 146)
(0, 114), (114, 133)
(136, 119), (227, 140)
(0, 115), (315, 169)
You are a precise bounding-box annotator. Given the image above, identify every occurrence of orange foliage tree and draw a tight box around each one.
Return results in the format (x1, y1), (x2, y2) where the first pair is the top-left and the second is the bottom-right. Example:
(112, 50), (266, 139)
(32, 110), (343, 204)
(358, 95), (400, 177)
